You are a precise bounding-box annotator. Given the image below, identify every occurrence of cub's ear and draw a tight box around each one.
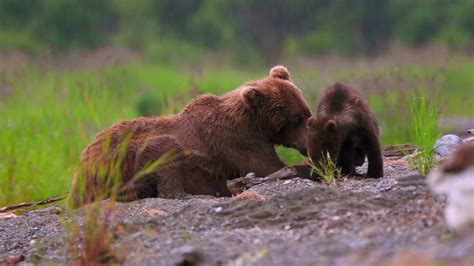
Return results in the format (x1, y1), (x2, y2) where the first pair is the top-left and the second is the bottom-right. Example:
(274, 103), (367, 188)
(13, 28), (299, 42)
(307, 117), (317, 128)
(269, 65), (291, 80)
(325, 119), (337, 132)
(333, 82), (345, 89)
(241, 87), (265, 109)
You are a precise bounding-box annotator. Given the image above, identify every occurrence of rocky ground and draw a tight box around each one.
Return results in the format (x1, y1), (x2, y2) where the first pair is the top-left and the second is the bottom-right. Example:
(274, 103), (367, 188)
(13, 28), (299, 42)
(1, 155), (474, 265)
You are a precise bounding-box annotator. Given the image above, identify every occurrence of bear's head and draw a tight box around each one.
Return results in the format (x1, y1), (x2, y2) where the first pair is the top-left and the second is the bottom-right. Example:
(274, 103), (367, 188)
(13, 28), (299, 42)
(306, 116), (342, 166)
(240, 65), (311, 155)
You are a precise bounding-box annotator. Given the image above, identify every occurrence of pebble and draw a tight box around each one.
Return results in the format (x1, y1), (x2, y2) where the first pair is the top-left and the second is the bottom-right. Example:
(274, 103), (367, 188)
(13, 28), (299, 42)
(212, 206), (223, 213)
(245, 172), (257, 178)
(400, 185), (416, 191)
(173, 245), (203, 266)
(434, 134), (463, 157)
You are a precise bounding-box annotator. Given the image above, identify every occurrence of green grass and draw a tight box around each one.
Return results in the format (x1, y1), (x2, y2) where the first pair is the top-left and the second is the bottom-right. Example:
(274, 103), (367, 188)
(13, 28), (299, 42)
(0, 63), (254, 206)
(408, 94), (443, 175)
(308, 151), (342, 185)
(0, 59), (472, 206)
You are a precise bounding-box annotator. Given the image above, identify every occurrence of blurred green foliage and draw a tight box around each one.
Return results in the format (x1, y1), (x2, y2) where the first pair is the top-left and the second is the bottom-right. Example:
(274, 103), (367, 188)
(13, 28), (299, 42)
(1, 0), (474, 63)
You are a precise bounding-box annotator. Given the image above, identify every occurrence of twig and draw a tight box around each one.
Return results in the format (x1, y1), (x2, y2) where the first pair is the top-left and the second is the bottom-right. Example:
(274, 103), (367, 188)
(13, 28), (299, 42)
(383, 143), (417, 157)
(0, 194), (66, 213)
(228, 166), (302, 194)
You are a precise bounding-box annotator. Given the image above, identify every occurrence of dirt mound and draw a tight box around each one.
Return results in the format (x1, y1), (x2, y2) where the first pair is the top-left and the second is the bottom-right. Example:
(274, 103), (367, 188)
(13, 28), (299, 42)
(1, 157), (473, 265)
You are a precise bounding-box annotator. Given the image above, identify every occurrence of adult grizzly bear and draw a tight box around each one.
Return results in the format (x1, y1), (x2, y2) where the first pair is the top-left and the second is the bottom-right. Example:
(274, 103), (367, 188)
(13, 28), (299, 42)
(306, 82), (383, 178)
(68, 66), (311, 208)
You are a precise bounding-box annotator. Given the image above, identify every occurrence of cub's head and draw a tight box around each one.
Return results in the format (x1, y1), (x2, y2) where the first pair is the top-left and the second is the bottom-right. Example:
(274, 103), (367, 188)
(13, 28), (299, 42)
(241, 65), (311, 155)
(306, 117), (342, 164)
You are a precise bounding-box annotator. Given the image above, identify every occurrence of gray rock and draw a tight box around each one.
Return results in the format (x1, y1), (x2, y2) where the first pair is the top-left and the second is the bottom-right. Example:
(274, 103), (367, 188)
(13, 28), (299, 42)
(434, 134), (463, 157)
(173, 245), (203, 266)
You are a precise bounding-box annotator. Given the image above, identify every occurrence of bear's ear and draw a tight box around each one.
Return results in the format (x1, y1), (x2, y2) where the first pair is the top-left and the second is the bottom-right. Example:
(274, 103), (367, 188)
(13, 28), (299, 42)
(325, 119), (337, 132)
(307, 117), (317, 128)
(333, 82), (345, 90)
(241, 87), (265, 109)
(269, 65), (291, 80)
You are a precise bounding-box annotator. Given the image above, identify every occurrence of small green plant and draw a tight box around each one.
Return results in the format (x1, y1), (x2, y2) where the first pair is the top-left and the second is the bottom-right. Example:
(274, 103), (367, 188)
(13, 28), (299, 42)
(408, 94), (442, 175)
(308, 152), (342, 184)
(179, 230), (193, 240)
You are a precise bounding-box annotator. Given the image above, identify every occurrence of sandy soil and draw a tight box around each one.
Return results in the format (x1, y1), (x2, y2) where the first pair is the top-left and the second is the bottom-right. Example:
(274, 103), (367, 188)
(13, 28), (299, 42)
(1, 156), (474, 265)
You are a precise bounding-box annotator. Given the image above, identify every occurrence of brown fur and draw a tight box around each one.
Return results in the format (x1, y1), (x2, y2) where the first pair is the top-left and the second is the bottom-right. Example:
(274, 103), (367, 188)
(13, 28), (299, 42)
(68, 66), (311, 208)
(442, 143), (474, 173)
(307, 82), (383, 178)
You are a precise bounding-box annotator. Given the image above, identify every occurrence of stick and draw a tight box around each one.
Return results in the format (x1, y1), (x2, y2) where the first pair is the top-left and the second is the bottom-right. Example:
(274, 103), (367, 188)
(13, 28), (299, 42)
(227, 166), (302, 194)
(383, 144), (417, 157)
(0, 194), (66, 213)
(261, 166), (298, 181)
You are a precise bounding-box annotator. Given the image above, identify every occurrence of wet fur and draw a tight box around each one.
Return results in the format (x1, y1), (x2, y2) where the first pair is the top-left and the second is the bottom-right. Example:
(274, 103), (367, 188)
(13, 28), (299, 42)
(68, 66), (311, 208)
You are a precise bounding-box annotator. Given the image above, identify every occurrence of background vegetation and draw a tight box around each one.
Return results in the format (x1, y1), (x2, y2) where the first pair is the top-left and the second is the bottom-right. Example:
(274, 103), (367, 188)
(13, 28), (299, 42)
(1, 0), (474, 64)
(0, 1), (473, 206)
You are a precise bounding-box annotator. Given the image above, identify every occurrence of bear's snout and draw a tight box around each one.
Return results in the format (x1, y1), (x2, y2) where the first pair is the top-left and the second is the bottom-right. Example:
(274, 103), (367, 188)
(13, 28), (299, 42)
(292, 141), (308, 157)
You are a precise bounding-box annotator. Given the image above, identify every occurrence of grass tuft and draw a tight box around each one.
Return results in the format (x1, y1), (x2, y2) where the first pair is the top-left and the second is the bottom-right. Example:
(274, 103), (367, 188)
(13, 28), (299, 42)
(65, 202), (124, 265)
(408, 94), (442, 175)
(308, 152), (342, 185)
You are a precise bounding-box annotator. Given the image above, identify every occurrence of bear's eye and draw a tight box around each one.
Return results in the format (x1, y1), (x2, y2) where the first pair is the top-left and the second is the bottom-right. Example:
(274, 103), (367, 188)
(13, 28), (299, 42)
(292, 117), (303, 126)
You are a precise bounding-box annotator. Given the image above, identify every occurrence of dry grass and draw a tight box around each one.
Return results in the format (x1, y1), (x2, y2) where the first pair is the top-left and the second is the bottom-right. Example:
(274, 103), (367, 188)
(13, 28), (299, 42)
(233, 191), (265, 201)
(65, 202), (124, 265)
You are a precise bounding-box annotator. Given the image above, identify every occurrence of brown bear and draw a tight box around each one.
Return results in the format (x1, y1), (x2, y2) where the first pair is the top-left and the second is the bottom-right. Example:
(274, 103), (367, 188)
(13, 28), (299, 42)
(68, 66), (311, 208)
(306, 82), (383, 178)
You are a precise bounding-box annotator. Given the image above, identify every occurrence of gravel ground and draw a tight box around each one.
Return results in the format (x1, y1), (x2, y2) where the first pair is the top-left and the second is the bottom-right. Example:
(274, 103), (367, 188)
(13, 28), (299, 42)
(1, 156), (474, 265)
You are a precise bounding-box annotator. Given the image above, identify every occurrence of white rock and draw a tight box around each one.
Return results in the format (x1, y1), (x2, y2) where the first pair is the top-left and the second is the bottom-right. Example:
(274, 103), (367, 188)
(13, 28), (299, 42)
(212, 206), (223, 213)
(428, 166), (474, 230)
(434, 134), (463, 157)
(245, 172), (257, 178)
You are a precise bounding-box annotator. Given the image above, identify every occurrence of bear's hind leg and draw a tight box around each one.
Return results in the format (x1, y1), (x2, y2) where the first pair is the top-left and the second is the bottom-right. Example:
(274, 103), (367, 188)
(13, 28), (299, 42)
(131, 134), (189, 199)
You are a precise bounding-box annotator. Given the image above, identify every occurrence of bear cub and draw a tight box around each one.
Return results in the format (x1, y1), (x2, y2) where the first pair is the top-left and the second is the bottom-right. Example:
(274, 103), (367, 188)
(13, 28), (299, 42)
(307, 82), (383, 178)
